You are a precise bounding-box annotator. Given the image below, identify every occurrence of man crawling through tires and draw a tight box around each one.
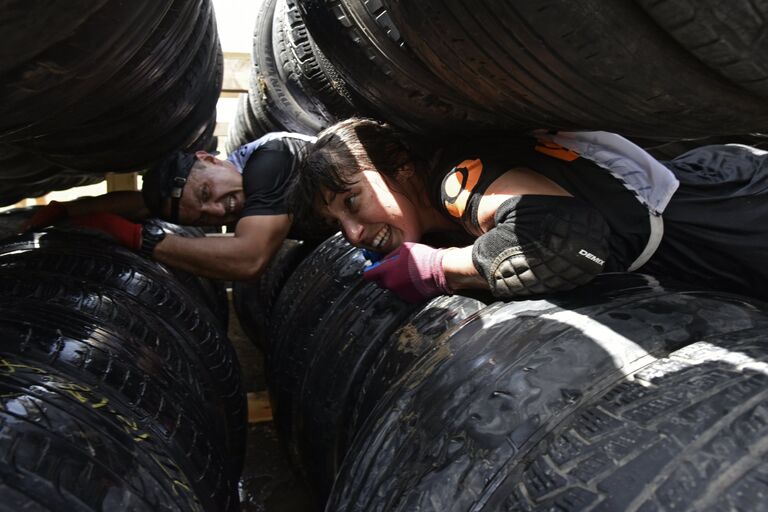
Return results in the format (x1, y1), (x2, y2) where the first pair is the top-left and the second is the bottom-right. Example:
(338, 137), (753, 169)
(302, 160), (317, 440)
(22, 132), (324, 282)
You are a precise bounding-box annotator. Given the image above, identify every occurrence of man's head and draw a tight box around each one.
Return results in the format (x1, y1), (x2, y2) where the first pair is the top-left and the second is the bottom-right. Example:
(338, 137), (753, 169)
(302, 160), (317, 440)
(142, 150), (246, 225)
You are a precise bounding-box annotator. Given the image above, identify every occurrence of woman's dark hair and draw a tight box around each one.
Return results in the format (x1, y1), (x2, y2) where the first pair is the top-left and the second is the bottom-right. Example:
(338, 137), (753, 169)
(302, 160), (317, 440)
(289, 118), (435, 229)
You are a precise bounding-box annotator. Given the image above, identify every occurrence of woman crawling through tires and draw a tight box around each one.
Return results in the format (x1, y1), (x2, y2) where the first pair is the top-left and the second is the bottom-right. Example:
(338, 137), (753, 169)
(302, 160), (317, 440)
(290, 117), (768, 303)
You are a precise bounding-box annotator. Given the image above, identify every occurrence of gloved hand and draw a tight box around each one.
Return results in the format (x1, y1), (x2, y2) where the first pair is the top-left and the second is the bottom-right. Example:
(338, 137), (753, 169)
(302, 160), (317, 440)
(69, 213), (142, 251)
(363, 242), (452, 303)
(21, 200), (68, 231)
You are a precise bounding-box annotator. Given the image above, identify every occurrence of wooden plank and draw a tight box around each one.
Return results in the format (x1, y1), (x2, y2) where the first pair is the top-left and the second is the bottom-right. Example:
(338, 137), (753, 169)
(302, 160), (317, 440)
(105, 172), (138, 192)
(248, 391), (273, 424)
(222, 52), (251, 93)
(214, 122), (229, 137)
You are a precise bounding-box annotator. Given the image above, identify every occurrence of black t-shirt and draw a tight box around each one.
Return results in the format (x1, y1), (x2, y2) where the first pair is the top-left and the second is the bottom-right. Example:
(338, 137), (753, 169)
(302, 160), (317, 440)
(240, 137), (310, 217)
(427, 135), (650, 272)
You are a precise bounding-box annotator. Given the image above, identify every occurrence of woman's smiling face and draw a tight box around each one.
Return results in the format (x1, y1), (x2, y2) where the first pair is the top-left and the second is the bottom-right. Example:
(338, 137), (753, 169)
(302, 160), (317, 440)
(322, 169), (425, 253)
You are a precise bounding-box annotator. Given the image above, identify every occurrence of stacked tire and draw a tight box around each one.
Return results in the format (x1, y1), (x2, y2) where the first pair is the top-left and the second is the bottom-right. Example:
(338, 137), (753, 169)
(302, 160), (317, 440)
(229, 1), (768, 152)
(0, 1), (223, 205)
(0, 228), (246, 511)
(225, 0), (359, 153)
(232, 238), (314, 350)
(286, 0), (768, 142)
(0, 145), (105, 206)
(266, 235), (768, 510)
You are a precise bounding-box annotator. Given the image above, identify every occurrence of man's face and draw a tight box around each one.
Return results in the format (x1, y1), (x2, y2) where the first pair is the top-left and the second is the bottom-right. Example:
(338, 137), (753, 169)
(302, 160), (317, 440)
(168, 155), (246, 226)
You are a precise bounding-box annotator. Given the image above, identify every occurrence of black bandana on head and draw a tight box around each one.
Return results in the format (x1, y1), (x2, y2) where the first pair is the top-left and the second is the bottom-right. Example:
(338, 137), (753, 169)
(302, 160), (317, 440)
(142, 152), (197, 223)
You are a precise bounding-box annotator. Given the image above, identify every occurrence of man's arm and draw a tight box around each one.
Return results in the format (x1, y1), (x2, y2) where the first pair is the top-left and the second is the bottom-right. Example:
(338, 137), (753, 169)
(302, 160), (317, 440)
(62, 190), (151, 220)
(23, 190), (151, 231)
(151, 214), (292, 281)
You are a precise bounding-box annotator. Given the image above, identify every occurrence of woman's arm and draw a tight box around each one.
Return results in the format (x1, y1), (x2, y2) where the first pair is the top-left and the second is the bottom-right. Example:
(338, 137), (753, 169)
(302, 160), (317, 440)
(364, 167), (610, 302)
(474, 167), (572, 232)
(441, 167), (610, 298)
(442, 246), (487, 290)
(440, 167), (571, 291)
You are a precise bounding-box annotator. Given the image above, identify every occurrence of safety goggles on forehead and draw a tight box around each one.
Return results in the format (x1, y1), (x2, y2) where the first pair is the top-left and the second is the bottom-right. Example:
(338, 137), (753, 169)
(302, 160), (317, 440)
(168, 175), (187, 223)
(164, 153), (196, 223)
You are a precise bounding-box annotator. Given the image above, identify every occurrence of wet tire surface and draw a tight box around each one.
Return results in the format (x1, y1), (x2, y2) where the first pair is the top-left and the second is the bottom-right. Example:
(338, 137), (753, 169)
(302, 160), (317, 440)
(0, 229), (247, 511)
(265, 235), (768, 511)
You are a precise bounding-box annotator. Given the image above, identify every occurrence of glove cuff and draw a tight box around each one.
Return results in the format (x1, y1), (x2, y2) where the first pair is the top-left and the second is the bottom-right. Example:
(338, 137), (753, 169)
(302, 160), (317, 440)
(431, 249), (453, 295)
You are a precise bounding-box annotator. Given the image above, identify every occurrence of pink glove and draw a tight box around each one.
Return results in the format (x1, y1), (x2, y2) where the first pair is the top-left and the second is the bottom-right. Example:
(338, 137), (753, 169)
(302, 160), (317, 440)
(363, 242), (452, 303)
(22, 201), (68, 231)
(69, 213), (142, 251)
